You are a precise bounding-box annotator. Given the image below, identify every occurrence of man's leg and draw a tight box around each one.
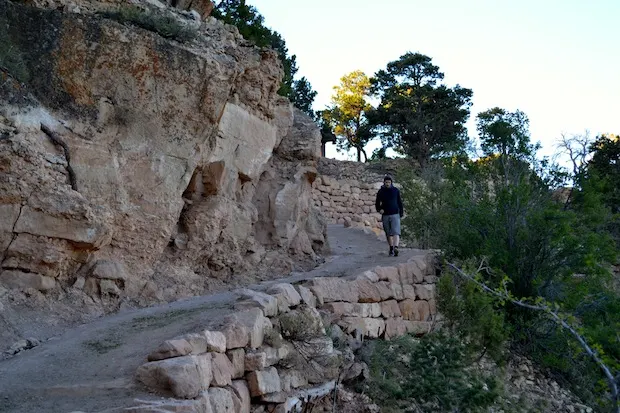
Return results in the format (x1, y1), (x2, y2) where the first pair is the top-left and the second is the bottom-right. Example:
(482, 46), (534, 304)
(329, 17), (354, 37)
(382, 215), (394, 255)
(392, 215), (401, 256)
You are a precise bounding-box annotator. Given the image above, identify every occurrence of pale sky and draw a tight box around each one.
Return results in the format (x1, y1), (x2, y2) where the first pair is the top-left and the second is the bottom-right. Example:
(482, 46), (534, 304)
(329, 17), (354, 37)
(248, 0), (620, 162)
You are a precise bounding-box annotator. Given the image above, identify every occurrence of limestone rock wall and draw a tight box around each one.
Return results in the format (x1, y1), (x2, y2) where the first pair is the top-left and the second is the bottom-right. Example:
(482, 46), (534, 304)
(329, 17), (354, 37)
(312, 158), (414, 231)
(312, 176), (383, 231)
(0, 0), (325, 347)
(131, 254), (439, 412)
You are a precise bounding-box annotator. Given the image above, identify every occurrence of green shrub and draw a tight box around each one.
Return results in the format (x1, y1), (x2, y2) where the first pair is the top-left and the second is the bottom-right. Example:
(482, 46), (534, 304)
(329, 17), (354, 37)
(361, 333), (502, 412)
(438, 268), (510, 363)
(102, 6), (197, 42)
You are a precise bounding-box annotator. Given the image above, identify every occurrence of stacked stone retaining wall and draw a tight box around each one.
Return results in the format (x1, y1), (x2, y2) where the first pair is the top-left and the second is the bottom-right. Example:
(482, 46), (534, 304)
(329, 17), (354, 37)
(131, 253), (438, 412)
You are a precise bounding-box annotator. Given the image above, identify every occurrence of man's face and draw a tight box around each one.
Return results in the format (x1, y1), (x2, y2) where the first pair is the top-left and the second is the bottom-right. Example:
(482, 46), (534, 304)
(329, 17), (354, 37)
(384, 179), (392, 187)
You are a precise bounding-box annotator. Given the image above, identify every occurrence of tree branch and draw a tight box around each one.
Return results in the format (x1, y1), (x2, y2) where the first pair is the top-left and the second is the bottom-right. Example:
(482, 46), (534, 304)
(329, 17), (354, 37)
(447, 262), (619, 412)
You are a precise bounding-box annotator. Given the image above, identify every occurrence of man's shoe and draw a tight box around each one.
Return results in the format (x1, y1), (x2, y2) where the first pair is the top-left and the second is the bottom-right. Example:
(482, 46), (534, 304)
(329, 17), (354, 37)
(394, 246), (399, 257)
(389, 246), (394, 256)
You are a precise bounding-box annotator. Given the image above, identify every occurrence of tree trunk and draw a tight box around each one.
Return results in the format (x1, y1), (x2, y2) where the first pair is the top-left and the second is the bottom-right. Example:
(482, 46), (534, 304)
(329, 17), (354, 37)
(360, 147), (368, 162)
(356, 147), (361, 162)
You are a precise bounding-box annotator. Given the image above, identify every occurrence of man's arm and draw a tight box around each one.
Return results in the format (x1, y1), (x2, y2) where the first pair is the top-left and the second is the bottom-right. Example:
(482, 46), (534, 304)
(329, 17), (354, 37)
(375, 188), (383, 213)
(397, 188), (404, 217)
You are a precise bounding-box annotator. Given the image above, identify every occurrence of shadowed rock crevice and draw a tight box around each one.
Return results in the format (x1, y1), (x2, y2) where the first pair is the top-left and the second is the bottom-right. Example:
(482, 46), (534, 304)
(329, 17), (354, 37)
(41, 124), (78, 191)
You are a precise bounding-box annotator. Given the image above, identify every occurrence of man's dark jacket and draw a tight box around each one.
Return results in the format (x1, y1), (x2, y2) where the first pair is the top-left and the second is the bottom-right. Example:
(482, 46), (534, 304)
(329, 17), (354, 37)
(375, 185), (404, 217)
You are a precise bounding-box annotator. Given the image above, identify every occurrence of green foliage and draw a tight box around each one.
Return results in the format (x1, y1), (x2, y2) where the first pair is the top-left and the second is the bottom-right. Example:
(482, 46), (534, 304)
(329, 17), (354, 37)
(477, 108), (533, 159)
(362, 333), (502, 412)
(322, 70), (373, 162)
(399, 107), (619, 409)
(289, 76), (317, 118)
(369, 146), (388, 161)
(438, 270), (510, 362)
(103, 6), (197, 42)
(212, 0), (316, 109)
(369, 52), (473, 167)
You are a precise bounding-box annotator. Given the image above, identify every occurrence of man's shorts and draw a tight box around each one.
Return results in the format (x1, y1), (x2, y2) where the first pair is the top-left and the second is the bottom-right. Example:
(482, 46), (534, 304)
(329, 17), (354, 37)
(382, 214), (401, 236)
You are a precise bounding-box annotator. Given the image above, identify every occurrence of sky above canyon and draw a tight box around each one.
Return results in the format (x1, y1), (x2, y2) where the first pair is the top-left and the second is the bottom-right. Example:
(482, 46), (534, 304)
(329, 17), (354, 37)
(248, 0), (620, 162)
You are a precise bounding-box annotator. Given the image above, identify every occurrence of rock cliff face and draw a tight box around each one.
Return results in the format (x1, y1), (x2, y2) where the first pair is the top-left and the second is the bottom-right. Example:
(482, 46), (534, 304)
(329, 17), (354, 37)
(0, 0), (327, 347)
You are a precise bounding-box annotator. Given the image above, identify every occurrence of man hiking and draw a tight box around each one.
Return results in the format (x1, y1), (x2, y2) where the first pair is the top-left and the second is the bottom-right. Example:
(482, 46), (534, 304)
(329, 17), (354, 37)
(375, 174), (404, 256)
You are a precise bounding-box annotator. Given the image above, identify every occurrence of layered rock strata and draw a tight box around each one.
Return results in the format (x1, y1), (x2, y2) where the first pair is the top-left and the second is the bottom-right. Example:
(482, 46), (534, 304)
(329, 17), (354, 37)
(0, 0), (326, 347)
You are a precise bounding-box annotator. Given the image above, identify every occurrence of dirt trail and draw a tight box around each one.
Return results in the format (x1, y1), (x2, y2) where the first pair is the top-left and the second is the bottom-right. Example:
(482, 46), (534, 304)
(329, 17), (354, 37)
(0, 225), (428, 413)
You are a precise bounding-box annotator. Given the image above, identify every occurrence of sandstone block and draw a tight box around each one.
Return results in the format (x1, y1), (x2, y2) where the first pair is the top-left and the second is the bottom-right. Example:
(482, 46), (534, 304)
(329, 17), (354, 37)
(390, 283), (405, 300)
(407, 257), (429, 282)
(404, 321), (432, 336)
(308, 277), (359, 304)
(246, 367), (281, 397)
(244, 351), (268, 371)
(296, 285), (317, 308)
(414, 284), (435, 300)
(380, 300), (402, 318)
(384, 318), (408, 340)
(397, 263), (414, 285)
(355, 270), (379, 283)
(400, 300), (430, 322)
(221, 322), (249, 350)
(230, 380), (251, 413)
(353, 303), (381, 318)
(211, 353), (234, 387)
(323, 302), (354, 316)
(148, 339), (193, 361)
(136, 354), (212, 399)
(184, 331), (228, 355)
(267, 283), (302, 310)
(226, 308), (272, 349)
(374, 266), (400, 283)
(402, 284), (416, 300)
(375, 282), (394, 300)
(338, 317), (385, 338)
(234, 289), (278, 317)
(226, 349), (245, 379)
(208, 387), (235, 413)
(399, 299), (414, 320)
(203, 331), (227, 353)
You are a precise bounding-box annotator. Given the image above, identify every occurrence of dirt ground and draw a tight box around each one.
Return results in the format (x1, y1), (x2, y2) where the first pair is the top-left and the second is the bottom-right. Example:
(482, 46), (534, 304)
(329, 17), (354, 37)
(0, 225), (428, 413)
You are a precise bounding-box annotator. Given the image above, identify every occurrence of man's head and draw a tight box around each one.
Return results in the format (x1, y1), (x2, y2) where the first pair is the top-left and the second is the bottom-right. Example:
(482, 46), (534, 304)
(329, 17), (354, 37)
(383, 174), (393, 187)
